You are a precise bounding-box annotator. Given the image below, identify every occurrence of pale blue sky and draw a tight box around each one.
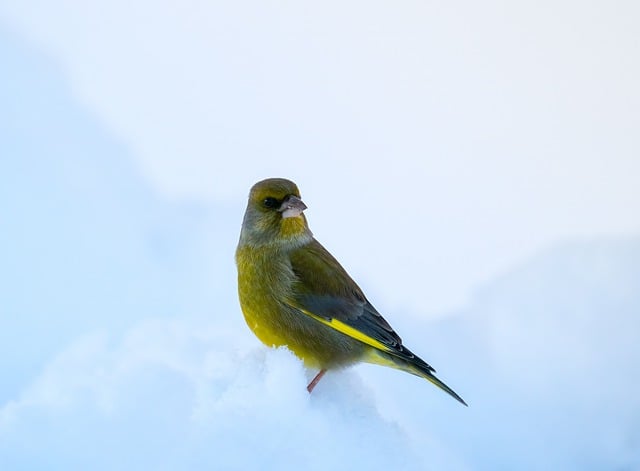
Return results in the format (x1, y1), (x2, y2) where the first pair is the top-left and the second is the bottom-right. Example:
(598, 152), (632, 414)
(2, 0), (638, 314)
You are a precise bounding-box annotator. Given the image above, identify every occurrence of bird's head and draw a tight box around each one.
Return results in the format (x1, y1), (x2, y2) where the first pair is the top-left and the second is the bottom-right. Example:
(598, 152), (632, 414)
(239, 178), (312, 248)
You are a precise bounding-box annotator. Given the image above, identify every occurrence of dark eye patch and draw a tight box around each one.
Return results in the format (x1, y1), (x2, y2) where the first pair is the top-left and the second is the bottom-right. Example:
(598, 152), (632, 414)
(263, 197), (279, 209)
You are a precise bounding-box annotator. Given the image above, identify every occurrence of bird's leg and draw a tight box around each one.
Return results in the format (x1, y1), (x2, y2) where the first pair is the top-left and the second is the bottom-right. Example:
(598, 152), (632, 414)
(306, 369), (327, 393)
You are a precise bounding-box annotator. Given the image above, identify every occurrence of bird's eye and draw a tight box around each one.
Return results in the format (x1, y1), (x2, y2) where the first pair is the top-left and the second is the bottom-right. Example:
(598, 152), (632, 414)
(263, 197), (279, 209)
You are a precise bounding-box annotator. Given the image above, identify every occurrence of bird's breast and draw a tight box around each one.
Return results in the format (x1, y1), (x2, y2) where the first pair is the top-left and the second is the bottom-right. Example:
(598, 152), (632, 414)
(236, 246), (297, 346)
(235, 243), (367, 369)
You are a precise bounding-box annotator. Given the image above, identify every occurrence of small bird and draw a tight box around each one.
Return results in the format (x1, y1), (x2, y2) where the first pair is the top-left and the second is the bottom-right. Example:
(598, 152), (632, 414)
(236, 178), (466, 405)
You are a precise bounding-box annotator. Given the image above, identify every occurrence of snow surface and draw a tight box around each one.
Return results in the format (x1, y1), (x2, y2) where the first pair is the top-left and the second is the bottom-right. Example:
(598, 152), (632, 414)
(0, 323), (465, 471)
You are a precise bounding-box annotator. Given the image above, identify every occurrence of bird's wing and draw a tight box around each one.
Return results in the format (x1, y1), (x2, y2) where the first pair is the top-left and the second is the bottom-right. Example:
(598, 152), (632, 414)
(287, 239), (435, 372)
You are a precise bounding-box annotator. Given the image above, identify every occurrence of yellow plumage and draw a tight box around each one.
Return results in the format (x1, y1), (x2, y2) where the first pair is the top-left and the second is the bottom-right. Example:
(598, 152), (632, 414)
(236, 178), (466, 405)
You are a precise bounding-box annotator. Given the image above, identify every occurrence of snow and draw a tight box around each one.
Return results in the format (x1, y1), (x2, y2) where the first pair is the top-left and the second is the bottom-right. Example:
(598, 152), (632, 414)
(0, 322), (467, 470)
(2, 235), (638, 469)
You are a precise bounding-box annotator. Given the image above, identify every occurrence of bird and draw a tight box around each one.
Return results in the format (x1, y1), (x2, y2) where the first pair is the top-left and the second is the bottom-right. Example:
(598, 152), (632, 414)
(235, 177), (466, 405)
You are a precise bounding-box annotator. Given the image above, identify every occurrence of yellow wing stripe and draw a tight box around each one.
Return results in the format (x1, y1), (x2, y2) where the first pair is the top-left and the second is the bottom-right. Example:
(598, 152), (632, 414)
(298, 308), (393, 353)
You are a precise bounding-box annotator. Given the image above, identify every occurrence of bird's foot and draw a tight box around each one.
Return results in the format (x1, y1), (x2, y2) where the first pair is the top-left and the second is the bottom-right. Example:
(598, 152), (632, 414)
(306, 369), (327, 393)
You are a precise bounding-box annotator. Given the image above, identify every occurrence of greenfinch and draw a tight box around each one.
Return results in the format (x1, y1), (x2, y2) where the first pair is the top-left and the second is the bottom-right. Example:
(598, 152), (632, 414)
(236, 178), (466, 405)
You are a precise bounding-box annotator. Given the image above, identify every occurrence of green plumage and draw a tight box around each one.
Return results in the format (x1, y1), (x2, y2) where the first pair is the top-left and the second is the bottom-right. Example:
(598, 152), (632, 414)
(236, 178), (466, 405)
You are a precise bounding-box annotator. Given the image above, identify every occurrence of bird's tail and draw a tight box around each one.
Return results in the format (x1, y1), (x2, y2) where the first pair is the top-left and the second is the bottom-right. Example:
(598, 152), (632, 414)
(365, 349), (467, 406)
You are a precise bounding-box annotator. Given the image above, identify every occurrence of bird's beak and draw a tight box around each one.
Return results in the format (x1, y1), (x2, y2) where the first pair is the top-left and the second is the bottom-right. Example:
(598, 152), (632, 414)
(279, 195), (307, 219)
